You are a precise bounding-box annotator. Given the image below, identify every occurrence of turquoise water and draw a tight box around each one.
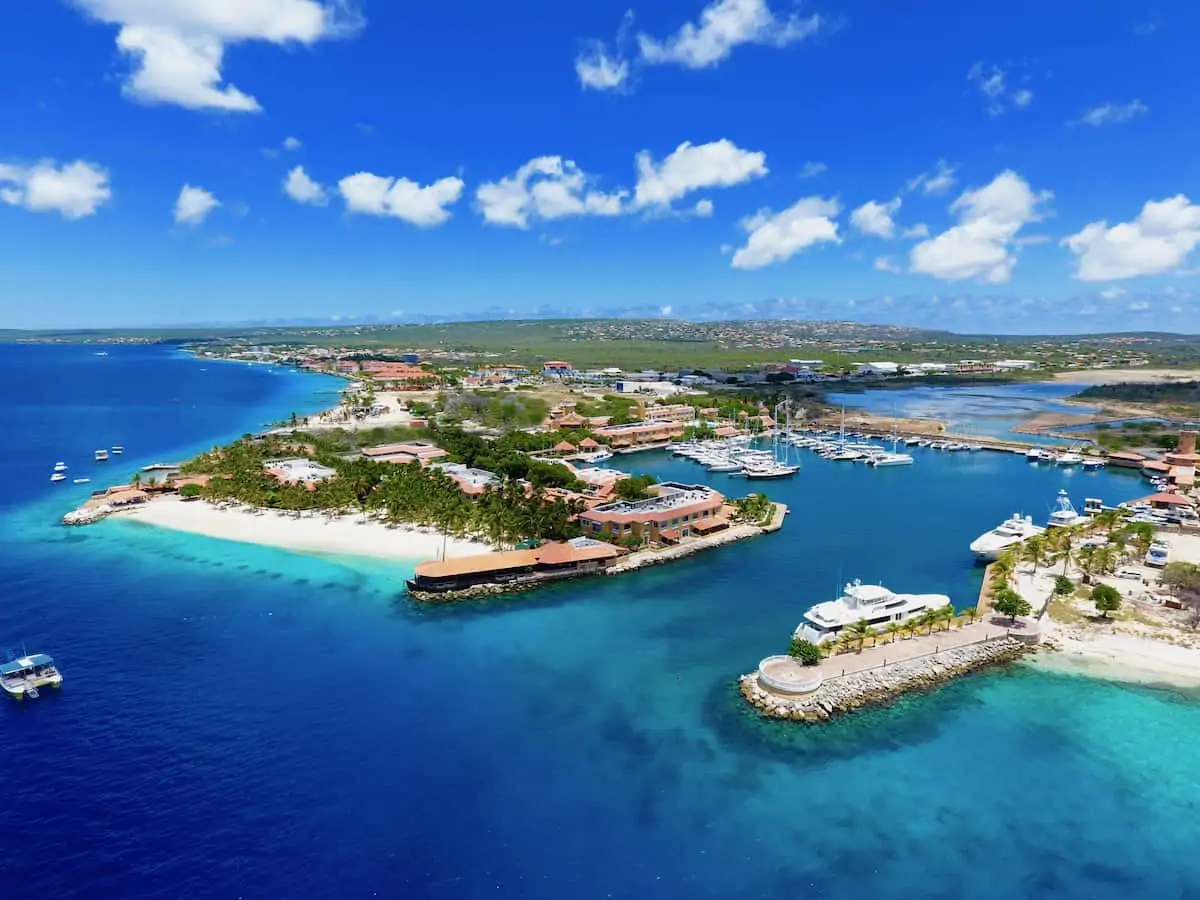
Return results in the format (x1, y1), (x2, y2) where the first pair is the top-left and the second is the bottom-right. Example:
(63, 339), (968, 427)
(826, 381), (1096, 445)
(3, 345), (1200, 898)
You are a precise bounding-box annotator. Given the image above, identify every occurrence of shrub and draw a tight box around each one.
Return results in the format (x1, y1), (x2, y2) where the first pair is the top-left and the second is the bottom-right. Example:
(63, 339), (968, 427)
(788, 637), (823, 666)
(1053, 575), (1075, 596)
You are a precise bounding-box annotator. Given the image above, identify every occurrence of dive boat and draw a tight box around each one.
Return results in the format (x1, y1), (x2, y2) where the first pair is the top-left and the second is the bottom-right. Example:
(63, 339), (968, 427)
(794, 580), (951, 644)
(1055, 452), (1083, 466)
(1047, 490), (1088, 528)
(50, 472), (67, 483)
(94, 449), (110, 462)
(111, 445), (124, 455)
(1, 653), (62, 699)
(53, 461), (67, 472)
(969, 513), (1044, 560)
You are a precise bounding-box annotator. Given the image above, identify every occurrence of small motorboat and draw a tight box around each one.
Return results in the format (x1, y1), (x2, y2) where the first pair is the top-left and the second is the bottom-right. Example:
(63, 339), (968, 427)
(50, 473), (67, 483)
(53, 461), (68, 472)
(111, 446), (124, 455)
(94, 449), (109, 462)
(73, 477), (91, 484)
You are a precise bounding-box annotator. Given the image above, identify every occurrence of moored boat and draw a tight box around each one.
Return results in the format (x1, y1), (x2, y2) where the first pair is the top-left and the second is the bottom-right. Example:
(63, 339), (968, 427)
(1, 653), (62, 699)
(1047, 489), (1089, 528)
(94, 449), (110, 461)
(969, 513), (1044, 560)
(794, 580), (951, 644)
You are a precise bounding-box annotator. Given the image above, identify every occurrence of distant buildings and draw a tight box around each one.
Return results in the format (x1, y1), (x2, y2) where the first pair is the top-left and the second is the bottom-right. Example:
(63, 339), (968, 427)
(542, 360), (574, 378)
(593, 420), (686, 448)
(578, 482), (727, 544)
(360, 442), (449, 465)
(265, 458), (336, 486)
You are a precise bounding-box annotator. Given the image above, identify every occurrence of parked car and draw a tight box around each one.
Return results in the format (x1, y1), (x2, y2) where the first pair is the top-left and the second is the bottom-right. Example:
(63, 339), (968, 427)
(1116, 568), (1141, 579)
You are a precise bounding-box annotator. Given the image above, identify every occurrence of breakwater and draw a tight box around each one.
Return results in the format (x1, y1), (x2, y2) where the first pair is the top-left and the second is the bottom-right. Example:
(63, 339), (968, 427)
(739, 636), (1033, 722)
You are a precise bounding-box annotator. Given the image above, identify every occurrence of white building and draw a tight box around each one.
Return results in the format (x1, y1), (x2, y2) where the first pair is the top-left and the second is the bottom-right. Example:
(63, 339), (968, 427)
(994, 359), (1038, 371)
(855, 361), (900, 376)
(615, 380), (683, 396)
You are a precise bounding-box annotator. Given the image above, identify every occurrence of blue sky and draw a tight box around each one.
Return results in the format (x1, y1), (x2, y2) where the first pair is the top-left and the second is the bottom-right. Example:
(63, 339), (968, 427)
(3, 0), (1200, 333)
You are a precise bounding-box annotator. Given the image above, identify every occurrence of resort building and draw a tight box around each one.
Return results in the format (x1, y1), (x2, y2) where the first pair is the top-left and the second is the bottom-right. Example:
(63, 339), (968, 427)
(406, 537), (620, 593)
(265, 458), (336, 486)
(545, 401), (610, 431)
(1106, 451), (1148, 469)
(643, 403), (698, 423)
(592, 419), (686, 448)
(542, 361), (574, 378)
(361, 442), (449, 466)
(429, 462), (500, 497)
(577, 482), (727, 544)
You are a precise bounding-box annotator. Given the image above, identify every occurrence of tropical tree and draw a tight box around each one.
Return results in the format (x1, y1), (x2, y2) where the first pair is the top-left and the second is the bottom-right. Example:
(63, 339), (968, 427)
(130, 472), (142, 488)
(843, 619), (874, 652)
(991, 549), (1018, 585)
(884, 621), (904, 644)
(1021, 534), (1049, 572)
(1047, 527), (1078, 576)
(1092, 508), (1124, 534)
(1053, 575), (1075, 596)
(835, 630), (859, 656)
(993, 586), (1032, 623)
(1091, 584), (1122, 619)
(788, 637), (823, 666)
(936, 604), (957, 631)
(960, 606), (980, 624)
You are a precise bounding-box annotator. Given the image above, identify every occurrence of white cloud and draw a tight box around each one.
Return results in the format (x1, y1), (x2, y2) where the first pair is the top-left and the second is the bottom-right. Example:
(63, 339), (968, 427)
(967, 61), (1033, 116)
(283, 165), (327, 205)
(693, 198), (714, 217)
(0, 159), (111, 219)
(800, 160), (827, 178)
(575, 45), (630, 90)
(339, 171), (464, 227)
(70, 0), (362, 112)
(850, 198), (901, 239)
(902, 223), (929, 238)
(731, 195), (840, 269)
(283, 135), (303, 150)
(907, 159), (956, 196)
(1129, 300), (1150, 311)
(874, 256), (903, 274)
(1098, 286), (1127, 299)
(634, 139), (766, 210)
(476, 156), (627, 228)
(174, 183), (219, 225)
(1067, 99), (1148, 127)
(909, 170), (1051, 283)
(1063, 195), (1200, 281)
(637, 0), (821, 70)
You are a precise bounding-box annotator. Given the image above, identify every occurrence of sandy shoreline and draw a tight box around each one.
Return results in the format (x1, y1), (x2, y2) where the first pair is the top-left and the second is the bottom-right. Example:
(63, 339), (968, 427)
(1054, 367), (1200, 386)
(116, 496), (491, 563)
(1028, 628), (1200, 689)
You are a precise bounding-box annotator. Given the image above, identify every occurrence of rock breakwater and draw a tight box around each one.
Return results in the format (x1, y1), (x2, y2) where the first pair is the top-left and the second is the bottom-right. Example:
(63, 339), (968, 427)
(739, 637), (1033, 722)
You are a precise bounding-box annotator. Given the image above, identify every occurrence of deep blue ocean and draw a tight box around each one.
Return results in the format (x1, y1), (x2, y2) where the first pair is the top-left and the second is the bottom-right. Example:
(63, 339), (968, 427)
(4, 344), (1200, 899)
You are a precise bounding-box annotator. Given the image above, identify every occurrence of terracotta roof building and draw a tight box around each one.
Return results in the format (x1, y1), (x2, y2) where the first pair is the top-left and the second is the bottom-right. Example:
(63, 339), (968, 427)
(406, 537), (619, 593)
(578, 482), (726, 544)
(361, 442), (448, 465)
(592, 419), (685, 449)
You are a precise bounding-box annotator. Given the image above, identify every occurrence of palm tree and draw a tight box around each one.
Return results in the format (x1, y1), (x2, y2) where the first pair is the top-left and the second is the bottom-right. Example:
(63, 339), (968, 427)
(991, 549), (1018, 586)
(1021, 534), (1049, 572)
(130, 472), (142, 488)
(843, 619), (874, 652)
(937, 604), (957, 631)
(836, 630), (858, 656)
(961, 605), (980, 625)
(885, 621), (904, 644)
(1047, 527), (1078, 576)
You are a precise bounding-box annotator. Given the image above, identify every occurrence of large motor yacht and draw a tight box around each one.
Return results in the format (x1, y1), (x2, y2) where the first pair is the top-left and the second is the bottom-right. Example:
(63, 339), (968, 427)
(1047, 489), (1089, 528)
(793, 580), (951, 644)
(969, 513), (1044, 560)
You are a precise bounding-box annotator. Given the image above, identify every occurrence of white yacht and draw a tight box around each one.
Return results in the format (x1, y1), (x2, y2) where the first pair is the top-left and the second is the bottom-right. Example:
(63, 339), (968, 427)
(1055, 451), (1083, 466)
(1081, 457), (1105, 470)
(969, 513), (1044, 560)
(50, 472), (66, 483)
(868, 451), (914, 467)
(1047, 490), (1089, 528)
(1025, 447), (1046, 461)
(94, 449), (109, 462)
(794, 580), (951, 644)
(53, 461), (67, 472)
(742, 461), (798, 479)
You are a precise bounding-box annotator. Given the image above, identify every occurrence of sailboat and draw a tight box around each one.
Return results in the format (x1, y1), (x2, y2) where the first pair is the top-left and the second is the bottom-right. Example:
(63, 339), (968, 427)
(868, 417), (914, 467)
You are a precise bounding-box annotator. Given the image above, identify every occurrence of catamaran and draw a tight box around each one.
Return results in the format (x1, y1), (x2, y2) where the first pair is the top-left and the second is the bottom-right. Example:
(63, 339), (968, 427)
(969, 513), (1044, 560)
(1, 653), (62, 699)
(794, 580), (951, 644)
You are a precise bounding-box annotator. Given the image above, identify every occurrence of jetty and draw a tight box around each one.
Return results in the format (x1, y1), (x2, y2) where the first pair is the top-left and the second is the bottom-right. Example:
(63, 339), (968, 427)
(739, 616), (1040, 723)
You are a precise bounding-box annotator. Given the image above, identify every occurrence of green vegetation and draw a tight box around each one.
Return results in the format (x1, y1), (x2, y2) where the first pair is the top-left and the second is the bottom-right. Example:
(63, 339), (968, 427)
(993, 587), (1031, 623)
(788, 637), (823, 666)
(574, 395), (641, 425)
(1091, 584), (1122, 618)
(179, 431), (585, 547)
(1161, 561), (1200, 594)
(613, 474), (658, 501)
(1076, 380), (1200, 405)
(440, 391), (549, 429)
(732, 493), (774, 525)
(1053, 575), (1075, 596)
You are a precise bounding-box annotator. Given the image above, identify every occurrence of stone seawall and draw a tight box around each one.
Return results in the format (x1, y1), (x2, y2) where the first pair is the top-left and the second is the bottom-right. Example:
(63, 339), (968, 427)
(739, 637), (1032, 722)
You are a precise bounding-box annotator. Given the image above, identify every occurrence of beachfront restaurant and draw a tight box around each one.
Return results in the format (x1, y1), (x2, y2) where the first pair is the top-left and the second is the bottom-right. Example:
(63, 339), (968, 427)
(577, 482), (727, 545)
(406, 538), (620, 594)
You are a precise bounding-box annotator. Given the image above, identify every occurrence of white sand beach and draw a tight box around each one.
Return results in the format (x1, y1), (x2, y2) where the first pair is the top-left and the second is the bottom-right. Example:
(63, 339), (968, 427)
(118, 496), (492, 563)
(1012, 530), (1200, 688)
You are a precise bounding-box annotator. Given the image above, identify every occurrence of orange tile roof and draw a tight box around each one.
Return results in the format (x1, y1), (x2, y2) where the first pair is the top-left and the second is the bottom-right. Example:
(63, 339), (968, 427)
(553, 440), (577, 452)
(1144, 492), (1197, 506)
(414, 550), (538, 579)
(534, 541), (619, 566)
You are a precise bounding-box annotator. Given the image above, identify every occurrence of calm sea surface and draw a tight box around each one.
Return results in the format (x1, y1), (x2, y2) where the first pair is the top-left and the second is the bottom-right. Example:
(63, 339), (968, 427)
(3, 344), (1200, 899)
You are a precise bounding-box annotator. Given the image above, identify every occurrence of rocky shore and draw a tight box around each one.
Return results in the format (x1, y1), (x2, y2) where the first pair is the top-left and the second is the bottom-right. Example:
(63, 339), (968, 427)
(739, 637), (1034, 722)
